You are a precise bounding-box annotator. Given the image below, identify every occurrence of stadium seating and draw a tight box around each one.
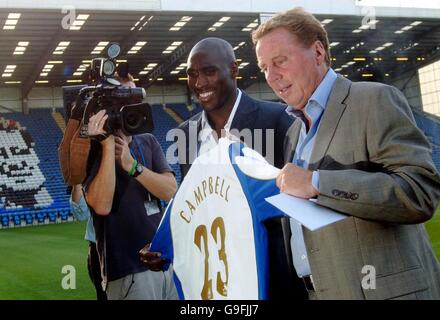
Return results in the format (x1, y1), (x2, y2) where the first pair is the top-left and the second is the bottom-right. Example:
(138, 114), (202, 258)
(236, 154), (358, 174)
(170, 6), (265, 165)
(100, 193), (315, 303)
(0, 105), (187, 229)
(166, 103), (202, 121)
(413, 109), (440, 172)
(0, 109), (71, 228)
(151, 104), (189, 185)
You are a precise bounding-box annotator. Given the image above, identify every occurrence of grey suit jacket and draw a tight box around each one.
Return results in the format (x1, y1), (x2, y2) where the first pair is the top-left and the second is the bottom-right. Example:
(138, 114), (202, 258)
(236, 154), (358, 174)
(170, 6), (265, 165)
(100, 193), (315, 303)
(285, 74), (440, 299)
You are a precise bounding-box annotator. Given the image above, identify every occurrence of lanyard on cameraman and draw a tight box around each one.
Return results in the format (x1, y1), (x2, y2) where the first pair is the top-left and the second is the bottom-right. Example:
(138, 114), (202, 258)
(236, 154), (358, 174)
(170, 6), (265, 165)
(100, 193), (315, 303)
(129, 137), (152, 203)
(129, 136), (146, 167)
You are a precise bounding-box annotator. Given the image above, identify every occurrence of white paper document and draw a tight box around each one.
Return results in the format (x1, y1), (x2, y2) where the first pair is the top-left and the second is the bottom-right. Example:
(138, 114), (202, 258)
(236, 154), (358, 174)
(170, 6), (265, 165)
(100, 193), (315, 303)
(265, 193), (348, 231)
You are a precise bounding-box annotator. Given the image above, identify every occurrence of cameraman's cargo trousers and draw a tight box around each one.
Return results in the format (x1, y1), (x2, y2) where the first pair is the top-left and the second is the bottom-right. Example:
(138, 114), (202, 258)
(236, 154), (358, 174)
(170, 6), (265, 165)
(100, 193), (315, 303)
(105, 265), (178, 300)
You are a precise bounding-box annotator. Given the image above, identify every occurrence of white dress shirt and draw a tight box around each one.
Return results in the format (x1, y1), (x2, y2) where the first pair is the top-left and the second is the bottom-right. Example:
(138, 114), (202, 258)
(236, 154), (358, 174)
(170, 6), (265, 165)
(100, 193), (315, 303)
(198, 89), (242, 156)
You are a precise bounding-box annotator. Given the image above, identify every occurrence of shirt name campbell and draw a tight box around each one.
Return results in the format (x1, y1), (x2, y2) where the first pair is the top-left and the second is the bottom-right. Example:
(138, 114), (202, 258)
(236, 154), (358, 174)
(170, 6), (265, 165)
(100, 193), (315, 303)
(179, 175), (231, 224)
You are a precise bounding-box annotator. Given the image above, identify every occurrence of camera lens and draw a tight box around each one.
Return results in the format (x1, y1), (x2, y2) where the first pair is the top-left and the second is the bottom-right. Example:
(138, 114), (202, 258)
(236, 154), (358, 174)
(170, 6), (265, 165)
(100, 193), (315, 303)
(125, 110), (143, 130)
(121, 103), (153, 135)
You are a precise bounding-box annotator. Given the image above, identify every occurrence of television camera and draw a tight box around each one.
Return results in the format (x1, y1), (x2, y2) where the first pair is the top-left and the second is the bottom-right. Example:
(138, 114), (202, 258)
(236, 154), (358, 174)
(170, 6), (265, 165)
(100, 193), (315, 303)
(62, 43), (153, 137)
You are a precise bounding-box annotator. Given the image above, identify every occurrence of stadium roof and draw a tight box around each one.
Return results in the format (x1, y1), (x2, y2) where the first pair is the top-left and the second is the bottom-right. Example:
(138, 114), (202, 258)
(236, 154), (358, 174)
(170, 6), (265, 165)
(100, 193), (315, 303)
(0, 8), (439, 95)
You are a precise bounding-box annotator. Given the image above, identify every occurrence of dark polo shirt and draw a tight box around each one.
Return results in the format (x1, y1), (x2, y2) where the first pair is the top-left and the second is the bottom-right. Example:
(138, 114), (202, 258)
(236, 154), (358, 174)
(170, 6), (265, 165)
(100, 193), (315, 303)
(85, 133), (172, 282)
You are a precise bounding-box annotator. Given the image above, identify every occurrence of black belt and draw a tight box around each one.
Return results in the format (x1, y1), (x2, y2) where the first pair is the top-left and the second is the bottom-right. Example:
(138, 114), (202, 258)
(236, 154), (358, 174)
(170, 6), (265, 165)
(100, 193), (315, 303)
(302, 275), (315, 291)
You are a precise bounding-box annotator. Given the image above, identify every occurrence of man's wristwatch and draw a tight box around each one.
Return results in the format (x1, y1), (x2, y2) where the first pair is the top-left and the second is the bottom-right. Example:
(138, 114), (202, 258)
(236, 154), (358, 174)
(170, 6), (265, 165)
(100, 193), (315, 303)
(132, 163), (144, 178)
(92, 133), (110, 142)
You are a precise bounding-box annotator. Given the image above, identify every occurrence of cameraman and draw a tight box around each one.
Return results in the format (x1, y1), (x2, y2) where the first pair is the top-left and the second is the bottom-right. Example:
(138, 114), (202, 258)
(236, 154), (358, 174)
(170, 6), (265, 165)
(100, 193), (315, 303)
(84, 109), (178, 300)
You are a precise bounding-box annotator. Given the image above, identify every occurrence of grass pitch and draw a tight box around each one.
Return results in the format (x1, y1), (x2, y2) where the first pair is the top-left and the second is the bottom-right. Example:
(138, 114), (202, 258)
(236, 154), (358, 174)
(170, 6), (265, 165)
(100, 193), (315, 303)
(426, 205), (440, 258)
(0, 222), (95, 300)
(0, 207), (439, 300)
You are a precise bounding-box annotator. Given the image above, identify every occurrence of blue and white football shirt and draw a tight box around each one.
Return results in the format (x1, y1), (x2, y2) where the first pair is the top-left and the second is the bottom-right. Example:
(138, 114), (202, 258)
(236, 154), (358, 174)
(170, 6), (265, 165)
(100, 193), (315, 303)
(151, 138), (285, 300)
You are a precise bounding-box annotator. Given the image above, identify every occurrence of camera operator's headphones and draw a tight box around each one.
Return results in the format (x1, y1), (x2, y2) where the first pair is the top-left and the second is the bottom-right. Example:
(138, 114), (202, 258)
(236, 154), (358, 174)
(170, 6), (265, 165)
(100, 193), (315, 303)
(116, 62), (129, 79)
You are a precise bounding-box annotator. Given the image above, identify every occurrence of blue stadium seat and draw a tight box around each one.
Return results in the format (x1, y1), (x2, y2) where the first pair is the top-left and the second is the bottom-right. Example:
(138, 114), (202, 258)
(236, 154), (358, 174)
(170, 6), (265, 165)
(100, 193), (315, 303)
(25, 213), (34, 225)
(12, 214), (21, 226)
(36, 212), (47, 224)
(59, 210), (69, 221)
(48, 211), (58, 223)
(413, 110), (440, 172)
(1, 215), (9, 227)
